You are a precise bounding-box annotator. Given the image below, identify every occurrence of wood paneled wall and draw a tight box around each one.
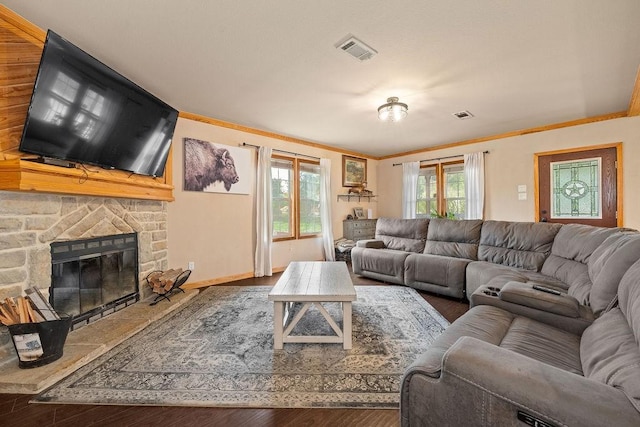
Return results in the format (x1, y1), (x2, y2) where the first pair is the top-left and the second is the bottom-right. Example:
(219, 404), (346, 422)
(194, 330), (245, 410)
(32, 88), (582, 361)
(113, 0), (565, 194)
(0, 15), (43, 158)
(0, 5), (174, 201)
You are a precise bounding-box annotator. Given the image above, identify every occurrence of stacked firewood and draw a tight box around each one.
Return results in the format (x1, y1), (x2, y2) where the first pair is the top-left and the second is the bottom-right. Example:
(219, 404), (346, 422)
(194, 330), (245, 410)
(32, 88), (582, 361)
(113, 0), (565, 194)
(0, 287), (60, 326)
(147, 269), (184, 295)
(0, 297), (43, 326)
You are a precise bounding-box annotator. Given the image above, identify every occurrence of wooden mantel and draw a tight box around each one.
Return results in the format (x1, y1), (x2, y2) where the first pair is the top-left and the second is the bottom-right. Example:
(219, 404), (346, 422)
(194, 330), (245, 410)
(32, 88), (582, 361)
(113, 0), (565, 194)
(0, 158), (174, 200)
(0, 5), (174, 201)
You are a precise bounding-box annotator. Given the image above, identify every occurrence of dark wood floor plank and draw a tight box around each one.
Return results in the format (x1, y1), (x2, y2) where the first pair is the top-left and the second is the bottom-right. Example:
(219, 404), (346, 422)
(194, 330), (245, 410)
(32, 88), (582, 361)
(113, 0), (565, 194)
(0, 395), (22, 417)
(0, 402), (56, 426)
(93, 405), (173, 426)
(51, 404), (139, 426)
(0, 264), (467, 426)
(0, 393), (31, 412)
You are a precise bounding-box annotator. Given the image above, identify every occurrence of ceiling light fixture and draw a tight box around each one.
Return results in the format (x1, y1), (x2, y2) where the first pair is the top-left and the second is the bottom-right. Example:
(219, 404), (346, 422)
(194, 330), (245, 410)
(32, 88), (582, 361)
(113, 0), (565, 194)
(378, 97), (408, 122)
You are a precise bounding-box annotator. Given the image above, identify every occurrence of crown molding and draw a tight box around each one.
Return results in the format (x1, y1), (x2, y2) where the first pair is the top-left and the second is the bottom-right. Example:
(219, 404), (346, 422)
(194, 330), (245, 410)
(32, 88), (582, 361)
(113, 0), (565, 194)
(628, 66), (640, 116)
(178, 111), (377, 160)
(378, 111), (628, 161)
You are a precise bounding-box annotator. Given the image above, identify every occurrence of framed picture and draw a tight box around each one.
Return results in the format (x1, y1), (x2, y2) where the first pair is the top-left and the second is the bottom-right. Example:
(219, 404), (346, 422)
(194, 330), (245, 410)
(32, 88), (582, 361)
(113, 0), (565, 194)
(342, 155), (367, 187)
(183, 138), (252, 194)
(353, 207), (365, 219)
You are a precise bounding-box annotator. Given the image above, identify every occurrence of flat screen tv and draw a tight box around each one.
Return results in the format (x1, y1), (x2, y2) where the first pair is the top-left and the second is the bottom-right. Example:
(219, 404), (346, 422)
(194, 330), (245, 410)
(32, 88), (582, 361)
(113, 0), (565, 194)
(19, 30), (179, 177)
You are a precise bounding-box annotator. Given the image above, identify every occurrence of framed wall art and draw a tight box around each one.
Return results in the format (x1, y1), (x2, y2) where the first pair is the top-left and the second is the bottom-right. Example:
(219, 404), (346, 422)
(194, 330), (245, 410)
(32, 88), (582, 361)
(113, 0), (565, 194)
(183, 137), (252, 194)
(342, 155), (367, 187)
(353, 207), (365, 219)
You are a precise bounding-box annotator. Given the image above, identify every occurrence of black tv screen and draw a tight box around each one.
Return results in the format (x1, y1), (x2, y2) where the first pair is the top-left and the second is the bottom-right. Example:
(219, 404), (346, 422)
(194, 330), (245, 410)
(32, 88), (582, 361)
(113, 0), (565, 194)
(19, 30), (178, 177)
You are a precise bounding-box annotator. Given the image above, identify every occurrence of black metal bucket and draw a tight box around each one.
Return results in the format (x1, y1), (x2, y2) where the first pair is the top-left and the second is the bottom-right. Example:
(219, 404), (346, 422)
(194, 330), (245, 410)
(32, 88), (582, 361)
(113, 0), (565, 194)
(7, 316), (72, 368)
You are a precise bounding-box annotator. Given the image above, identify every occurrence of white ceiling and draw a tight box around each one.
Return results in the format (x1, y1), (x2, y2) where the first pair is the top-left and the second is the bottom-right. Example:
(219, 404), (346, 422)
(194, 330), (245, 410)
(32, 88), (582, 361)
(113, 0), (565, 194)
(5, 0), (640, 158)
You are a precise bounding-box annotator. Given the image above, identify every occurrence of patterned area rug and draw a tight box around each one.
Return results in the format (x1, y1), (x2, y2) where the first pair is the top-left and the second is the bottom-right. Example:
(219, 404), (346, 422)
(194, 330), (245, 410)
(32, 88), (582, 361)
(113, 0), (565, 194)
(35, 285), (448, 408)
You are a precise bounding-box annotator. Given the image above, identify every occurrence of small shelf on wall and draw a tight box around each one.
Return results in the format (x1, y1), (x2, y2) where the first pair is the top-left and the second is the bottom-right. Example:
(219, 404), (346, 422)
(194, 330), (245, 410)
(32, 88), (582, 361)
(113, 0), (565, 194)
(337, 194), (377, 202)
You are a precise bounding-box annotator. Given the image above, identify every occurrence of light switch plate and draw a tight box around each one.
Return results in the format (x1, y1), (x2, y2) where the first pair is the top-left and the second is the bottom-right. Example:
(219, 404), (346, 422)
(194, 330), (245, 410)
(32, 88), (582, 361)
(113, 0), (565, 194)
(518, 193), (527, 200)
(517, 185), (527, 193)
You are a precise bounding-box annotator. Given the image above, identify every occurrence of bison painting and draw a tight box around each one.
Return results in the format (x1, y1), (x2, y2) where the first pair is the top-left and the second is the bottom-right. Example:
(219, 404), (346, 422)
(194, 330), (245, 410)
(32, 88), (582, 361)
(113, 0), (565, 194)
(184, 138), (240, 192)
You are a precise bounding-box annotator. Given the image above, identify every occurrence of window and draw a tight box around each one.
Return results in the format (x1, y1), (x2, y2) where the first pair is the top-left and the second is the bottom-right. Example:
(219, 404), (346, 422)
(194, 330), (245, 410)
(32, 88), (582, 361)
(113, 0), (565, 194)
(417, 162), (466, 219)
(550, 158), (601, 219)
(416, 167), (437, 218)
(271, 156), (322, 240)
(271, 157), (294, 239)
(443, 164), (465, 219)
(298, 161), (321, 236)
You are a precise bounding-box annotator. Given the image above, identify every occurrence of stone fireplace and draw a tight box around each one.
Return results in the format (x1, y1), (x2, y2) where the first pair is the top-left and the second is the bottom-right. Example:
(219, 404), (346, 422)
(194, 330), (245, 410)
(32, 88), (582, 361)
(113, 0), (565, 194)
(0, 192), (169, 308)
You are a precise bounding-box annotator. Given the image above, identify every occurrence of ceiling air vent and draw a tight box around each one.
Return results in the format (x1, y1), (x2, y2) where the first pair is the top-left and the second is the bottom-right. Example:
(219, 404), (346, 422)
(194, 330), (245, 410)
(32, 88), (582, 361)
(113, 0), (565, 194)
(336, 36), (377, 61)
(452, 110), (474, 120)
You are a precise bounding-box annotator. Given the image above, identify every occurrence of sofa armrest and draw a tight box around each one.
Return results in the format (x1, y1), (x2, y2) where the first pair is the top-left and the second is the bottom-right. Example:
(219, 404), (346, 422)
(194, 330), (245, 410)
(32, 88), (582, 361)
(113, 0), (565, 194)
(356, 239), (385, 249)
(470, 285), (593, 335)
(402, 336), (640, 427)
(499, 281), (580, 317)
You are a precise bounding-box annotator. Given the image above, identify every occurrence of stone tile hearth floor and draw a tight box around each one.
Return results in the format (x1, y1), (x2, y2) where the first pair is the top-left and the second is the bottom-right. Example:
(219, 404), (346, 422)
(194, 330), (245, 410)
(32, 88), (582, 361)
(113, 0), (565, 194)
(0, 289), (198, 394)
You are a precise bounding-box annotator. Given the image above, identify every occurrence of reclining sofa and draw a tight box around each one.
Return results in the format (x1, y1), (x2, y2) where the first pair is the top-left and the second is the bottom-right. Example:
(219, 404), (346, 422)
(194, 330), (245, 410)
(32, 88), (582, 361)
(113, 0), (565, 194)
(350, 217), (640, 425)
(352, 217), (620, 302)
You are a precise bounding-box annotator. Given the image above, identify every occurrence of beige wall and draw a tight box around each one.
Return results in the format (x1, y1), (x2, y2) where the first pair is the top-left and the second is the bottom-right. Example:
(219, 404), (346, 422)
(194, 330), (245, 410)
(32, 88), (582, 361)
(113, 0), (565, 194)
(377, 116), (640, 229)
(170, 115), (640, 284)
(167, 118), (378, 283)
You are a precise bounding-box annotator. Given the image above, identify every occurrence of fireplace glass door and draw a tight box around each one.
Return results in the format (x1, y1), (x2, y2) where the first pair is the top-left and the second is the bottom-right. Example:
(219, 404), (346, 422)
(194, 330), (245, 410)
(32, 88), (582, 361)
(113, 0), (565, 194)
(50, 233), (139, 325)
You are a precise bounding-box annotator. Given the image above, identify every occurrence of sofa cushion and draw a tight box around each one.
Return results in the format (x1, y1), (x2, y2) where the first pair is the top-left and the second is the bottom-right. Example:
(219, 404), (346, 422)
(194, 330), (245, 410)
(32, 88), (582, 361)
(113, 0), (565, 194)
(619, 258), (640, 356)
(417, 305), (514, 374)
(423, 218), (482, 260)
(500, 316), (583, 374)
(549, 224), (621, 265)
(404, 253), (471, 298)
(542, 224), (620, 305)
(580, 257), (640, 412)
(351, 247), (409, 285)
(375, 217), (429, 253)
(478, 221), (561, 271)
(581, 309), (640, 412)
(587, 232), (640, 316)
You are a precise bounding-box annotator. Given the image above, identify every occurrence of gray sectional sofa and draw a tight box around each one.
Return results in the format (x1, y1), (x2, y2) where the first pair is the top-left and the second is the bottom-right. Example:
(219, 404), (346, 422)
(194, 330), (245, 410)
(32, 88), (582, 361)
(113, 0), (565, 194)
(351, 217), (480, 297)
(352, 217), (568, 299)
(350, 217), (640, 425)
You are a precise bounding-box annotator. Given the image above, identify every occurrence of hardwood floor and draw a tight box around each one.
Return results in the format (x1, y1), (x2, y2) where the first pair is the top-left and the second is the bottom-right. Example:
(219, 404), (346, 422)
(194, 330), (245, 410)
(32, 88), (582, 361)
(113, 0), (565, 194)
(0, 268), (469, 427)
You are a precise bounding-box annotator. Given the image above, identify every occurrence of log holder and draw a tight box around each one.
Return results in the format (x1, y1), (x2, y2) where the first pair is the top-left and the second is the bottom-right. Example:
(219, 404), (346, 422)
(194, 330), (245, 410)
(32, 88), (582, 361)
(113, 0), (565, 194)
(146, 269), (192, 306)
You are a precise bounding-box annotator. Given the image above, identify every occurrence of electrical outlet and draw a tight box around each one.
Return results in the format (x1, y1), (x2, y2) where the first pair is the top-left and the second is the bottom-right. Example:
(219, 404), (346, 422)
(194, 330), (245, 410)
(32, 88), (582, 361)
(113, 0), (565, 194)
(188, 261), (195, 270)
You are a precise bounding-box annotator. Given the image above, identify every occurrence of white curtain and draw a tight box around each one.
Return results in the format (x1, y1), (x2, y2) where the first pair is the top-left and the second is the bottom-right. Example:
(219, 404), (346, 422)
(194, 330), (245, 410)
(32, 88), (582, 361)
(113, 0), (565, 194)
(402, 161), (420, 219)
(254, 146), (273, 277)
(464, 152), (485, 220)
(319, 158), (335, 261)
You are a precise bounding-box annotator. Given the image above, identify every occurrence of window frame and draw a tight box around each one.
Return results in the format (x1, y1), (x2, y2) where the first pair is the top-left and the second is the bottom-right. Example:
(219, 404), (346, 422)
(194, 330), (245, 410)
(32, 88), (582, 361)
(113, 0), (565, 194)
(416, 165), (438, 218)
(271, 155), (295, 241)
(418, 160), (465, 218)
(442, 162), (466, 219)
(271, 155), (322, 242)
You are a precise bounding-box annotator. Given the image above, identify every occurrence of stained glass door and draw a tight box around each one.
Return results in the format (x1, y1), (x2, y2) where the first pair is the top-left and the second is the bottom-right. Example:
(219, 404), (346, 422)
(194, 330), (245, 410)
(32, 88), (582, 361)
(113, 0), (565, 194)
(550, 158), (601, 220)
(535, 145), (620, 227)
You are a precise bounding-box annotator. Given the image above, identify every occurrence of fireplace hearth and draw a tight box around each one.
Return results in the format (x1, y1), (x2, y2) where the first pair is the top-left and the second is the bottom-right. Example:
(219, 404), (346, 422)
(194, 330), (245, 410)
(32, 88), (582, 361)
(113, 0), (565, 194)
(50, 233), (140, 329)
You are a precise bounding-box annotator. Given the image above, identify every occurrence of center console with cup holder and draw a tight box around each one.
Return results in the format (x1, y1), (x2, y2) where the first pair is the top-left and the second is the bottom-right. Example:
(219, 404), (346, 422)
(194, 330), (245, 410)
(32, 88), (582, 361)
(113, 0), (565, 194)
(470, 281), (594, 335)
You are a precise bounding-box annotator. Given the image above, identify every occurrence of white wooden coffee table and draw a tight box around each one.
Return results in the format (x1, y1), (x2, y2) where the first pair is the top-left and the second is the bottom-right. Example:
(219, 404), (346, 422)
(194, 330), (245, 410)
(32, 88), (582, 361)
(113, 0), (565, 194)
(268, 261), (357, 350)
